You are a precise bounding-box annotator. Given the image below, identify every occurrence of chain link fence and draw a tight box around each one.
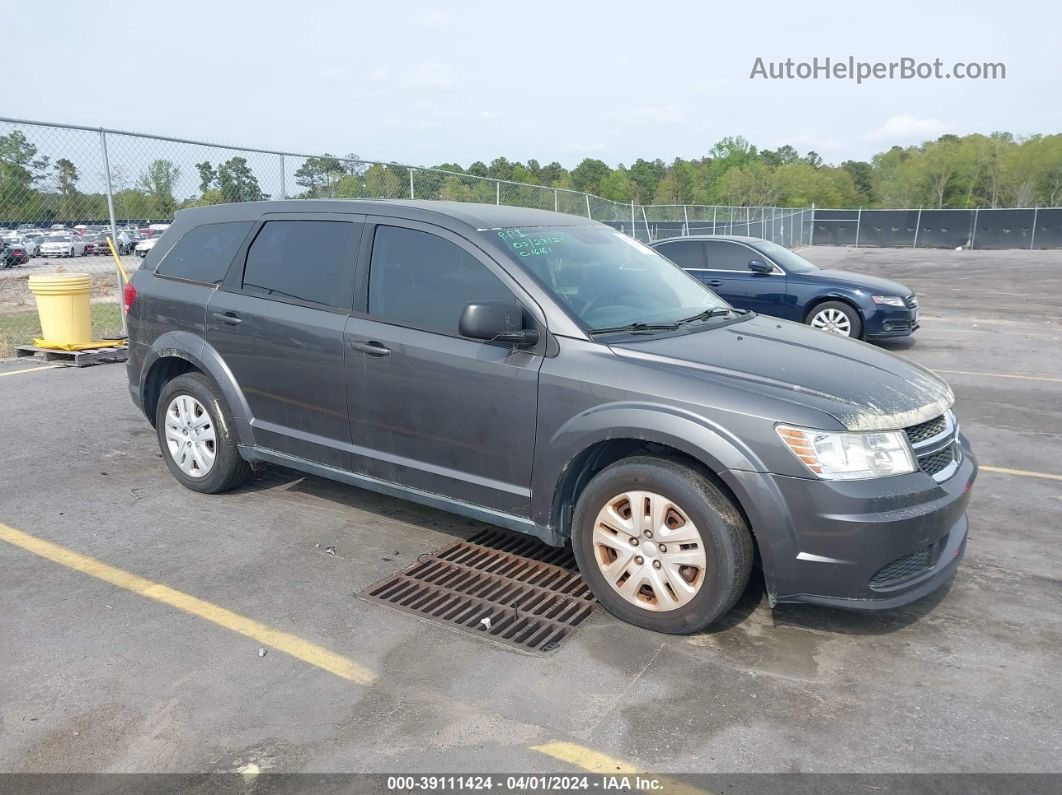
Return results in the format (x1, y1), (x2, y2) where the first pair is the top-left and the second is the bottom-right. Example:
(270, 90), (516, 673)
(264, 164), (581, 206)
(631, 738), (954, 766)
(2, 115), (1058, 356)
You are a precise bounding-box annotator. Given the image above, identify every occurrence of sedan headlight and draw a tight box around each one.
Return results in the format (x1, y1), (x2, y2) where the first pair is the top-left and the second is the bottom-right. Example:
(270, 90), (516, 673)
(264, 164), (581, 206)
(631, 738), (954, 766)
(776, 424), (916, 480)
(872, 295), (906, 307)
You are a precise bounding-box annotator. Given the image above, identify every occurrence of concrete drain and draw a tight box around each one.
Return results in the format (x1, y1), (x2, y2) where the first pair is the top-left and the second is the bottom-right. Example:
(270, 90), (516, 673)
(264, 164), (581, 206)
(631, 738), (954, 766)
(359, 529), (597, 653)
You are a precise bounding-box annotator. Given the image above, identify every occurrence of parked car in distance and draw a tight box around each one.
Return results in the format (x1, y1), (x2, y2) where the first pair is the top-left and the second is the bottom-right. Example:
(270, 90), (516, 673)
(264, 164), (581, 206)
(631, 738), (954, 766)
(2, 242), (30, 268)
(81, 232), (101, 255)
(125, 201), (975, 634)
(40, 235), (86, 257)
(650, 235), (919, 340)
(134, 236), (159, 258)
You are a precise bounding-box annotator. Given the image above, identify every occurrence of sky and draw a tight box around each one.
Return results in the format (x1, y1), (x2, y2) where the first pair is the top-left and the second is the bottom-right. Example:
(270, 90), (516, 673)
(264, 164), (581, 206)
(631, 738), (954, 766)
(5, 0), (1061, 169)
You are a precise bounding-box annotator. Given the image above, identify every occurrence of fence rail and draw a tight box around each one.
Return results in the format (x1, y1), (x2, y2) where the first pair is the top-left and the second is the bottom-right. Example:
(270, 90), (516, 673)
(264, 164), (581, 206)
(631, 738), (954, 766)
(1, 115), (1060, 356)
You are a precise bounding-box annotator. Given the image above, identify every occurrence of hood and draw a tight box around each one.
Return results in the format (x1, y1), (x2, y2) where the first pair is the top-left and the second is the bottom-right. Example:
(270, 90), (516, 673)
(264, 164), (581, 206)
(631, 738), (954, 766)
(610, 316), (952, 431)
(797, 268), (912, 296)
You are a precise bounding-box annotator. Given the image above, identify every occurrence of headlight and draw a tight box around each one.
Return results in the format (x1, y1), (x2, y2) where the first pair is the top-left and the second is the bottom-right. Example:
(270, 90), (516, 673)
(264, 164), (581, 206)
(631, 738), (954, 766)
(872, 295), (906, 307)
(776, 424), (916, 480)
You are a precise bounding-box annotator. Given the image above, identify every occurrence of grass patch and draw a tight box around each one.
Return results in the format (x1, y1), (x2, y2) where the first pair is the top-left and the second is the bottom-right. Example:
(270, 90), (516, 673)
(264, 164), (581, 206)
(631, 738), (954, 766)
(0, 304), (124, 358)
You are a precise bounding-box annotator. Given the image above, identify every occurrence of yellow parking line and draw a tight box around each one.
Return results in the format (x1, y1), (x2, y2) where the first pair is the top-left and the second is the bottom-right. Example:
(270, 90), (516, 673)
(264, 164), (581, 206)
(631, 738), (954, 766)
(531, 742), (709, 794)
(981, 465), (1062, 482)
(0, 365), (61, 378)
(933, 369), (1062, 384)
(0, 522), (376, 685)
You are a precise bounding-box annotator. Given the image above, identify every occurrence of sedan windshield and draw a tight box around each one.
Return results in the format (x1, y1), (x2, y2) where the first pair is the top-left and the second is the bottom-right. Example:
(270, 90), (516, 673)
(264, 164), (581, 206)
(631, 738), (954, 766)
(755, 241), (819, 273)
(489, 225), (728, 331)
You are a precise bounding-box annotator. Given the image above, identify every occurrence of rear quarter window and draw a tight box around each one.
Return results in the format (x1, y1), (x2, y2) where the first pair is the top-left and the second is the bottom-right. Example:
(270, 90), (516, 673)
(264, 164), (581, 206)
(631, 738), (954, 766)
(155, 222), (253, 284)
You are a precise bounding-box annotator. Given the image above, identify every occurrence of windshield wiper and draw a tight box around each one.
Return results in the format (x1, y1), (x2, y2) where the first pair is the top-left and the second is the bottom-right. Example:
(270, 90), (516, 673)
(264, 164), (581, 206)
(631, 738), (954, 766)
(676, 307), (750, 325)
(588, 321), (680, 336)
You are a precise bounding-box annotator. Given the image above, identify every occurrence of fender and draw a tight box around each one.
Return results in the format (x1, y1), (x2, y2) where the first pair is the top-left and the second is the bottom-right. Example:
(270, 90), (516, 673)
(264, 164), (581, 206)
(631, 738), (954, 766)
(534, 400), (785, 594)
(140, 331), (257, 448)
(533, 400), (768, 525)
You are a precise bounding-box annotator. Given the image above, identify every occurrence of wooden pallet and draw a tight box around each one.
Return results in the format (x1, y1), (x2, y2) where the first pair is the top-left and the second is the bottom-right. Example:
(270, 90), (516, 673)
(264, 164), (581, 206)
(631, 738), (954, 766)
(15, 343), (128, 367)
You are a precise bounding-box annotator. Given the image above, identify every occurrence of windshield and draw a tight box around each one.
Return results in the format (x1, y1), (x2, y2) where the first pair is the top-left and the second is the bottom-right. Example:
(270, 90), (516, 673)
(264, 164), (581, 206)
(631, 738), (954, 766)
(755, 241), (819, 273)
(489, 225), (728, 331)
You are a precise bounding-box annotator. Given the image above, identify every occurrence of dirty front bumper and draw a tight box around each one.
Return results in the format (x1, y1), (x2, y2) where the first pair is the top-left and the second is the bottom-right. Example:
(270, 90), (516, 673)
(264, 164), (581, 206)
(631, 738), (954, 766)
(723, 433), (977, 610)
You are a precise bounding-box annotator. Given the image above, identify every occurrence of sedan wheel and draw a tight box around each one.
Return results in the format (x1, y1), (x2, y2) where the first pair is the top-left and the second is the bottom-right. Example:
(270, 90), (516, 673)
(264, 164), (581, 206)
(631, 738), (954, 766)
(809, 306), (854, 336)
(592, 489), (707, 611)
(163, 394), (217, 478)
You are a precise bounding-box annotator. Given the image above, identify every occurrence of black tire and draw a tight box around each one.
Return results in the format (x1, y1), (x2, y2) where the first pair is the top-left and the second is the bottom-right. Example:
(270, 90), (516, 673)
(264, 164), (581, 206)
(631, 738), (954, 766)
(155, 372), (251, 494)
(571, 455), (753, 634)
(805, 300), (863, 339)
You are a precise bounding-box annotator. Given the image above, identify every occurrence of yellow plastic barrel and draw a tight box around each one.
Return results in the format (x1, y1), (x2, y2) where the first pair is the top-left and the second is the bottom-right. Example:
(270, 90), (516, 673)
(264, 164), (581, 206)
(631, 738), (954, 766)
(27, 272), (93, 346)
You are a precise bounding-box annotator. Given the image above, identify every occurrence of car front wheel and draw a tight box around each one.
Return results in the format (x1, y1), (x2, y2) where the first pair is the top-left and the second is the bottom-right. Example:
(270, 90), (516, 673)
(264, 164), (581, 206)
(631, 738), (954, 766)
(806, 300), (862, 338)
(571, 456), (753, 634)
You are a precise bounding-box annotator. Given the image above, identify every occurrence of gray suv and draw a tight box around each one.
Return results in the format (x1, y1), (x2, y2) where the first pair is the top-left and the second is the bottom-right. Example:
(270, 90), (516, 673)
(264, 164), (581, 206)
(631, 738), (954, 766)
(125, 200), (977, 634)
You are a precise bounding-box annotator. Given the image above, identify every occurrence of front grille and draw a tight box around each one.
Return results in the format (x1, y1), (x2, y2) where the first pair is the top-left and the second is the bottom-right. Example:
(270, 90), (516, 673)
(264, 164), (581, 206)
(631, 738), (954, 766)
(905, 414), (947, 445)
(918, 444), (956, 476)
(869, 545), (934, 588)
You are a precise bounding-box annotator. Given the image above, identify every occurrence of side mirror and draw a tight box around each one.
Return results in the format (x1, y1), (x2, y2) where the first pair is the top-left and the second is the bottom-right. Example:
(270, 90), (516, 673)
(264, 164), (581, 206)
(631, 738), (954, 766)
(748, 259), (773, 274)
(459, 300), (539, 347)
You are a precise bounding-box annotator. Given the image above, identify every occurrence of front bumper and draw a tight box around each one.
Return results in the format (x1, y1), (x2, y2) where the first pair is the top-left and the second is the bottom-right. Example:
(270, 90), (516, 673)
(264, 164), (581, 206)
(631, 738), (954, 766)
(864, 304), (919, 339)
(723, 434), (977, 611)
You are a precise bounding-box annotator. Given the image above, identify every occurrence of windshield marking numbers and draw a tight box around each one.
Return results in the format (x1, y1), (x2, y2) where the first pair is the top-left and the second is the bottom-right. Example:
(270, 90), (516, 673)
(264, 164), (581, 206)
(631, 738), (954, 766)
(499, 227), (565, 257)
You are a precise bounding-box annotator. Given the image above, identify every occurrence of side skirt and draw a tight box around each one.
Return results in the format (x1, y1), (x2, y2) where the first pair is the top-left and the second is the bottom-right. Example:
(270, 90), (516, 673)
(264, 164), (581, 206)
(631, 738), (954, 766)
(240, 446), (563, 547)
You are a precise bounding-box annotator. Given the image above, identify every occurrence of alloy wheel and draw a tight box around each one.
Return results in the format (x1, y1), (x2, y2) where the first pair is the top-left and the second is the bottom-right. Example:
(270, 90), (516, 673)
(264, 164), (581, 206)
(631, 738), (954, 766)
(810, 307), (852, 336)
(164, 395), (217, 478)
(592, 490), (708, 611)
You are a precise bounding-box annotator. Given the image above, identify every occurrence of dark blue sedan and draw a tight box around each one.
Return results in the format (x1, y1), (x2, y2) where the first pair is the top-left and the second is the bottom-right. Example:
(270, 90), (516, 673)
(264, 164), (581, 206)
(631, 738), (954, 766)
(651, 235), (919, 341)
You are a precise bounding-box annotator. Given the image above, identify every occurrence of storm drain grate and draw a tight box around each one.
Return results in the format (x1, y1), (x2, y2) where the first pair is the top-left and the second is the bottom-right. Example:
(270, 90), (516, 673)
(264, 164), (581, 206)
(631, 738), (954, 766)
(358, 529), (597, 653)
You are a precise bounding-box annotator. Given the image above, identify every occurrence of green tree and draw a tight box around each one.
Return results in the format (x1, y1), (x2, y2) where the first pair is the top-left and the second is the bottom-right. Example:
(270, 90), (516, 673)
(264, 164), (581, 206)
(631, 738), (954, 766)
(294, 154), (347, 198)
(196, 161), (217, 195)
(138, 159), (181, 217)
(217, 157), (266, 203)
(570, 158), (611, 195)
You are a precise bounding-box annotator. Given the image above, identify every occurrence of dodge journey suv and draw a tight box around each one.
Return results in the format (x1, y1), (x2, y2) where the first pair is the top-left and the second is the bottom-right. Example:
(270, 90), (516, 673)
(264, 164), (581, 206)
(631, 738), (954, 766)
(125, 200), (977, 634)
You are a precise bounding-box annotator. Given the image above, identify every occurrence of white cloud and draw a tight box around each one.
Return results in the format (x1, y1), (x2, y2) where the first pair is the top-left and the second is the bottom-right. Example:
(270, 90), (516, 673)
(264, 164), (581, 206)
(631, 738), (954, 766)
(866, 115), (950, 142)
(610, 105), (687, 125)
(418, 120), (443, 131)
(477, 110), (502, 120)
(367, 66), (389, 82)
(564, 142), (605, 153)
(771, 135), (840, 152)
(691, 78), (734, 92)
(408, 61), (458, 89)
(416, 11), (448, 29)
(319, 65), (349, 81)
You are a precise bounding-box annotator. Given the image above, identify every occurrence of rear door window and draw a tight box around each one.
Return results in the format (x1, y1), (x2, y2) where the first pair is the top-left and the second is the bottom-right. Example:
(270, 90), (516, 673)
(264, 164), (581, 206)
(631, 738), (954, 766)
(242, 220), (360, 309)
(155, 221), (252, 283)
(655, 240), (706, 270)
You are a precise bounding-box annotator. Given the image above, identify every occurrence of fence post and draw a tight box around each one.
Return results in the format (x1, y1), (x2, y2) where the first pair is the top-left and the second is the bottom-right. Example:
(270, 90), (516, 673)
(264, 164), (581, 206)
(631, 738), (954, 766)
(631, 201), (636, 237)
(555, 189), (559, 213)
(495, 181), (500, 205)
(913, 206), (922, 248)
(585, 193), (592, 219)
(712, 206), (717, 235)
(99, 128), (126, 336)
(279, 154), (286, 199)
(683, 205), (689, 236)
(1030, 206), (1039, 249)
(855, 207), (862, 247)
(970, 207), (979, 249)
(409, 168), (415, 200)
(746, 206), (751, 236)
(641, 205), (651, 241)
(808, 204), (815, 246)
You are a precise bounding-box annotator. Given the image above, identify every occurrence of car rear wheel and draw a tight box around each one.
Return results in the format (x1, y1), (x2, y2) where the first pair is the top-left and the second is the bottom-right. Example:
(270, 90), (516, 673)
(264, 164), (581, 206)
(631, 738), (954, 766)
(807, 301), (862, 338)
(571, 456), (753, 634)
(156, 373), (251, 494)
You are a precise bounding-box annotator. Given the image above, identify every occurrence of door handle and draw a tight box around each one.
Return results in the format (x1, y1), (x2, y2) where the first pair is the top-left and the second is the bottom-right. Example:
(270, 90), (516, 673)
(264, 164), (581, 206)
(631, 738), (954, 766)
(707, 280), (724, 288)
(211, 311), (242, 325)
(350, 340), (391, 357)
